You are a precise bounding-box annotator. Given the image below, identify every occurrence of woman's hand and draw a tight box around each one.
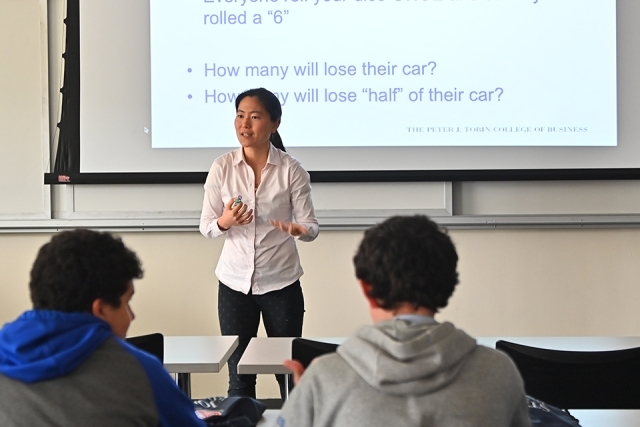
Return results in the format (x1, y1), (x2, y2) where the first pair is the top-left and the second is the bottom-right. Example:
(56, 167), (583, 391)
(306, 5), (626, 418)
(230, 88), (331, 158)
(270, 220), (308, 237)
(217, 198), (254, 231)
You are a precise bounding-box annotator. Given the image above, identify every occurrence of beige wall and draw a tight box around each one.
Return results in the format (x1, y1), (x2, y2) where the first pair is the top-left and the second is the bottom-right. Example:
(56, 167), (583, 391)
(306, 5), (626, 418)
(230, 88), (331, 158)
(2, 227), (640, 397)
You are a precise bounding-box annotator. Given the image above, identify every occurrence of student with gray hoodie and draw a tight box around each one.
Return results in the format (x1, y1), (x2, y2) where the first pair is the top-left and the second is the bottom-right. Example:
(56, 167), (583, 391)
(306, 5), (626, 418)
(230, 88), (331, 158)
(277, 215), (531, 427)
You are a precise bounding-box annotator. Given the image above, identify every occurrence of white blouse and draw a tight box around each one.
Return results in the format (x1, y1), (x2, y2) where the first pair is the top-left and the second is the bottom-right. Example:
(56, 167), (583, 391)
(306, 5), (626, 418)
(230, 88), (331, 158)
(199, 144), (319, 295)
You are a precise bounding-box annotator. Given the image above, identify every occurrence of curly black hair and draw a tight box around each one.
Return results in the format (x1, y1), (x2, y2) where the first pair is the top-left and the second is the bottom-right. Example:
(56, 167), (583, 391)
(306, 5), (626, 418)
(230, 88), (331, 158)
(353, 215), (459, 312)
(29, 229), (143, 313)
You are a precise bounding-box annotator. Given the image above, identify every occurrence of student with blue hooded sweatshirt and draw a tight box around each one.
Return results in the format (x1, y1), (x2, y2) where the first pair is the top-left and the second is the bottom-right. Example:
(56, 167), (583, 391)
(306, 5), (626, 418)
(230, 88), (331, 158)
(0, 229), (205, 427)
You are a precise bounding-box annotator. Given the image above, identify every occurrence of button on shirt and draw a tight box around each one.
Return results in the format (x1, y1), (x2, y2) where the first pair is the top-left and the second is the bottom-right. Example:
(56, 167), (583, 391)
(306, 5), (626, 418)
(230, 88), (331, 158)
(199, 145), (319, 295)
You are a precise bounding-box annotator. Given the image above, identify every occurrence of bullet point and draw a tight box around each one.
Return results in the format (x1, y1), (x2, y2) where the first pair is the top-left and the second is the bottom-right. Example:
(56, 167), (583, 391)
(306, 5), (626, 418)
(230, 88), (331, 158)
(187, 68), (192, 73)
(188, 94), (192, 99)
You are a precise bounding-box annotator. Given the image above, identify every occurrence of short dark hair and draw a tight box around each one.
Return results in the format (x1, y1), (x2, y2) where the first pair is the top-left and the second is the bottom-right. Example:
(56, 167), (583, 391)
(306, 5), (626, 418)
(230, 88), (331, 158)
(353, 215), (459, 312)
(29, 229), (143, 313)
(235, 87), (286, 152)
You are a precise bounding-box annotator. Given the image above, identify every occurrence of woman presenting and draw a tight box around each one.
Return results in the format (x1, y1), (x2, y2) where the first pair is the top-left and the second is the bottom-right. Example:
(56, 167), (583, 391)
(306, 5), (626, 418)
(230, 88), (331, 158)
(199, 88), (319, 399)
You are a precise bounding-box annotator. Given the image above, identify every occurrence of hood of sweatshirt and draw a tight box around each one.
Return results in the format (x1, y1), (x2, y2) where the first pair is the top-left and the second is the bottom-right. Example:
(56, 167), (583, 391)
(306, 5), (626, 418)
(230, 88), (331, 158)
(0, 310), (113, 383)
(337, 318), (477, 396)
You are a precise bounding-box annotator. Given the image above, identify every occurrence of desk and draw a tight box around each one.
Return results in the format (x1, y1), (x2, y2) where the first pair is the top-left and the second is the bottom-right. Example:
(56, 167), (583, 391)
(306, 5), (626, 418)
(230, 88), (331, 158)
(476, 336), (640, 351)
(237, 337), (296, 375)
(164, 335), (239, 397)
(237, 337), (344, 398)
(237, 337), (294, 398)
(237, 337), (345, 374)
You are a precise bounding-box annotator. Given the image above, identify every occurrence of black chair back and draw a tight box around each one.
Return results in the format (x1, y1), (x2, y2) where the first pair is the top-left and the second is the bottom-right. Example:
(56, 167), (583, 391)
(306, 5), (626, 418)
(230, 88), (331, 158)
(292, 338), (339, 369)
(126, 333), (164, 363)
(496, 340), (640, 409)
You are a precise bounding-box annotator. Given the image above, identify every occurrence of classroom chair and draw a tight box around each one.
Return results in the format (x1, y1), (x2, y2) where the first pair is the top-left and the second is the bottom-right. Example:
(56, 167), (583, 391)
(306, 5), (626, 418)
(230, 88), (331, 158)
(126, 333), (164, 363)
(496, 340), (640, 410)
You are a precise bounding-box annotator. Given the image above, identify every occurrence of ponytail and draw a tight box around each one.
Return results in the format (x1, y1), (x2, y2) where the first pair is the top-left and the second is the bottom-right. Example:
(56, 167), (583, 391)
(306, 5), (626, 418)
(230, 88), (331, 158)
(270, 130), (286, 152)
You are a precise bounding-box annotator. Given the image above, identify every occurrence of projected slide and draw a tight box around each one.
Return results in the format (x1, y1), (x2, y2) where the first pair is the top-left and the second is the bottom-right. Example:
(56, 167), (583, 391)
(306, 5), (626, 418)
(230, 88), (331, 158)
(150, 0), (616, 149)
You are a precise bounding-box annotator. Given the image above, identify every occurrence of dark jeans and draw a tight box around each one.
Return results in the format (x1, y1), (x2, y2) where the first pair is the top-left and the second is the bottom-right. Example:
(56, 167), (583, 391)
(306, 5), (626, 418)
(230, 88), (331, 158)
(218, 280), (304, 399)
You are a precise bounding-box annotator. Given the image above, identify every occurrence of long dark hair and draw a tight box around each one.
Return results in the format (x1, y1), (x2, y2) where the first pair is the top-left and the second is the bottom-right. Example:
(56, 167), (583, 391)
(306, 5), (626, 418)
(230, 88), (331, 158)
(235, 88), (286, 152)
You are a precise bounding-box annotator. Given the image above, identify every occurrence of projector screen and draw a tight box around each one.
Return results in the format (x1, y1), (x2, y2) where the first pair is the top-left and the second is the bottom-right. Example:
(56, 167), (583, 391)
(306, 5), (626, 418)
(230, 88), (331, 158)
(78, 0), (622, 175)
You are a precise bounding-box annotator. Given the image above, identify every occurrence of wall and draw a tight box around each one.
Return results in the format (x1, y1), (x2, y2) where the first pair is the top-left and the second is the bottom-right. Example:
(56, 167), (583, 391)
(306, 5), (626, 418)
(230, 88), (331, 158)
(0, 0), (50, 222)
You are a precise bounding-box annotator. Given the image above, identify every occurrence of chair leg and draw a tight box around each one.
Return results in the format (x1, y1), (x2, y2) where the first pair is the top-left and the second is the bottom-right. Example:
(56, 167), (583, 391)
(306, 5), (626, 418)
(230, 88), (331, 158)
(284, 374), (290, 400)
(177, 373), (191, 398)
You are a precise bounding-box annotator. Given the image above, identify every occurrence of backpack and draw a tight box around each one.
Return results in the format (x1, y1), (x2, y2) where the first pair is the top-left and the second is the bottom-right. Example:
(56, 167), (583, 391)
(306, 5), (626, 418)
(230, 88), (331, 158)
(193, 396), (267, 427)
(528, 396), (582, 427)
